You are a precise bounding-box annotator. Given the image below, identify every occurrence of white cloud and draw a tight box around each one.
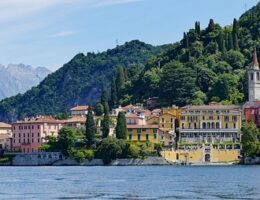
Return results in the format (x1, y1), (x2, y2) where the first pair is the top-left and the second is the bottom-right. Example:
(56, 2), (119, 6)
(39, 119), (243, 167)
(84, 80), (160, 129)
(54, 30), (77, 37)
(0, 0), (141, 22)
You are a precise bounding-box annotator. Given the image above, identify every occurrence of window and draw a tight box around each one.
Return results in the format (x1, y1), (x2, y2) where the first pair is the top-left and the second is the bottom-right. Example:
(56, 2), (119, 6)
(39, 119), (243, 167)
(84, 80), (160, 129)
(146, 134), (149, 141)
(161, 118), (165, 123)
(202, 116), (205, 120)
(32, 125), (34, 129)
(13, 126), (15, 130)
(202, 122), (206, 129)
(19, 139), (21, 143)
(251, 73), (254, 80)
(225, 123), (228, 129)
(153, 129), (157, 133)
(13, 134), (15, 138)
(232, 116), (237, 122)
(224, 116), (229, 122)
(188, 123), (191, 129)
(209, 116), (213, 120)
(181, 116), (185, 120)
(194, 123), (197, 129)
(170, 118), (173, 123)
(38, 125), (40, 129)
(154, 134), (157, 139)
(38, 138), (40, 143)
(216, 122), (220, 129)
(32, 133), (34, 137)
(162, 124), (165, 128)
(32, 138), (34, 143)
(13, 139), (15, 144)
(257, 72), (260, 80)
(38, 132), (40, 137)
(171, 124), (173, 128)
(138, 134), (141, 141)
(211, 122), (215, 129)
(128, 134), (132, 140)
(233, 123), (236, 129)
(23, 133), (25, 137)
(182, 123), (184, 129)
(207, 122), (210, 129)
(137, 129), (141, 133)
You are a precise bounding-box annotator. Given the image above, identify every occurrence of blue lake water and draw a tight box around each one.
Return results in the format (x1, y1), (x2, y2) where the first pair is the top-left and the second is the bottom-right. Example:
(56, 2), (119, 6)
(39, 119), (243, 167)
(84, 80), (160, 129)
(0, 166), (260, 199)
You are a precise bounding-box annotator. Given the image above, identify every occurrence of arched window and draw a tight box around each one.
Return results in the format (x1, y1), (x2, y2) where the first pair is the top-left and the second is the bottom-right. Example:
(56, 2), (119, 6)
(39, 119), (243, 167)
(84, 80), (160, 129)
(207, 122), (210, 129)
(202, 122), (206, 129)
(211, 122), (215, 129)
(216, 122), (220, 129)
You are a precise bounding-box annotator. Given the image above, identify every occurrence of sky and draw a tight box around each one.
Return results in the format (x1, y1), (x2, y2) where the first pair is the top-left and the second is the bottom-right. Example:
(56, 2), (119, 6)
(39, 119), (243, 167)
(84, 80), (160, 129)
(0, 0), (259, 71)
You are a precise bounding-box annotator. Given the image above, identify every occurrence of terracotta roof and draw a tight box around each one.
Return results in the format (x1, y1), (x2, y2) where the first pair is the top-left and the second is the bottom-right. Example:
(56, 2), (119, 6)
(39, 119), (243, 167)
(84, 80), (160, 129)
(0, 122), (11, 128)
(13, 116), (63, 124)
(125, 113), (143, 119)
(181, 105), (241, 111)
(127, 124), (158, 129)
(253, 47), (259, 69)
(70, 105), (89, 111)
(63, 116), (86, 123)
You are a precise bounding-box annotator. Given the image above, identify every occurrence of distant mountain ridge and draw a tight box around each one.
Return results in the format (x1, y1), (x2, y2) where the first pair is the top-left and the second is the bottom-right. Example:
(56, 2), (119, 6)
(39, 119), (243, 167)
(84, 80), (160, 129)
(0, 64), (51, 100)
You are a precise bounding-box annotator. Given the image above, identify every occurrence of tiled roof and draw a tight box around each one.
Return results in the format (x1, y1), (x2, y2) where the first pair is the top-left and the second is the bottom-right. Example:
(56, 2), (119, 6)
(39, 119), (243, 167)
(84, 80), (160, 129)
(127, 124), (159, 129)
(13, 116), (62, 124)
(0, 122), (11, 128)
(181, 105), (241, 110)
(63, 116), (86, 123)
(70, 105), (89, 111)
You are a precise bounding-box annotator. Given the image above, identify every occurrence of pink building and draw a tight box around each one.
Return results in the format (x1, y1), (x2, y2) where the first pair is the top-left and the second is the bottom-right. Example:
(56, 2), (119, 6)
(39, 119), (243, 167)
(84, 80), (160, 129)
(12, 116), (63, 153)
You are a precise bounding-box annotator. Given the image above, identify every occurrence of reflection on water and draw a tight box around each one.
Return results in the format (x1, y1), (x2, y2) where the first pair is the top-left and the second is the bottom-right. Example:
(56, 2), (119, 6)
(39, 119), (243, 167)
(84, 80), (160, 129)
(0, 166), (260, 199)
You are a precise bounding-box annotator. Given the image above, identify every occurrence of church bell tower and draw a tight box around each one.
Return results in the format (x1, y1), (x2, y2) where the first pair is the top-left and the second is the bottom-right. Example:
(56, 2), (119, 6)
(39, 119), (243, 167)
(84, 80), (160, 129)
(248, 48), (260, 102)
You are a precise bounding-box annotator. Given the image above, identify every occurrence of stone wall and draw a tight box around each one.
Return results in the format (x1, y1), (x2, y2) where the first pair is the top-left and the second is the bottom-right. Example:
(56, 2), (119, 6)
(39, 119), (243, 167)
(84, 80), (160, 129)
(12, 152), (63, 166)
(244, 157), (260, 164)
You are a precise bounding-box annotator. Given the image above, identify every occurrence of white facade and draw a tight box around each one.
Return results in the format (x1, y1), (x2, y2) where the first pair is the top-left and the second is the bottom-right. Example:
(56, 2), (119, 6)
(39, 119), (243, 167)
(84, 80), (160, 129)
(248, 48), (260, 102)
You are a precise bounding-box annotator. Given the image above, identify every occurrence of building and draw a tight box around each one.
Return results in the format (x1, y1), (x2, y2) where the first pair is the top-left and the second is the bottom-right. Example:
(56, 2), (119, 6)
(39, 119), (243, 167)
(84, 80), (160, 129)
(248, 48), (260, 102)
(0, 134), (11, 150)
(180, 104), (242, 144)
(0, 122), (12, 135)
(244, 48), (260, 128)
(63, 116), (86, 128)
(12, 116), (63, 153)
(70, 105), (88, 117)
(127, 124), (159, 143)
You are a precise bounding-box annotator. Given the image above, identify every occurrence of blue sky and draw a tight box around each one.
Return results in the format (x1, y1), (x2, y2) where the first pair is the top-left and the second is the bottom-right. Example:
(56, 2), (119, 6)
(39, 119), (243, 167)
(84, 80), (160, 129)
(0, 0), (259, 71)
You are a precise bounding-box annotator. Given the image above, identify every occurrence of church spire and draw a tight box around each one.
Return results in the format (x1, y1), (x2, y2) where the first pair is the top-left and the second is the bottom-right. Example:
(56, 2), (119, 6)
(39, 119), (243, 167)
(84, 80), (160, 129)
(253, 47), (259, 69)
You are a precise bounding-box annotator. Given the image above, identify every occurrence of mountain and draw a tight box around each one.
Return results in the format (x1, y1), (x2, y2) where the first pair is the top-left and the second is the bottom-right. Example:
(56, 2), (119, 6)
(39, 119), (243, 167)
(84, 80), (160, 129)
(0, 40), (170, 121)
(0, 64), (51, 100)
(117, 2), (260, 107)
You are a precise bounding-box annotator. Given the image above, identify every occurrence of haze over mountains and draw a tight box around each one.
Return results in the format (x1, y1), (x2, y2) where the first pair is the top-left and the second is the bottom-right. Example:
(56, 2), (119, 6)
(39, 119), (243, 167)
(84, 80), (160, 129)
(0, 64), (51, 100)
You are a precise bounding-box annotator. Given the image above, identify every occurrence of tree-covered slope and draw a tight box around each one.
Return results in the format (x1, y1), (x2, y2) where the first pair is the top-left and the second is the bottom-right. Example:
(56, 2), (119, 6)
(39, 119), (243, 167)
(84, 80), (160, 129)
(118, 2), (260, 107)
(0, 40), (170, 121)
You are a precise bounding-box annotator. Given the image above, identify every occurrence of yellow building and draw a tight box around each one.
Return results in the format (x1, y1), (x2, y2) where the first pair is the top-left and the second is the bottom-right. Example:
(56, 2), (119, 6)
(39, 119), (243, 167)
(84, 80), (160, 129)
(127, 125), (159, 143)
(179, 104), (242, 144)
(159, 105), (180, 129)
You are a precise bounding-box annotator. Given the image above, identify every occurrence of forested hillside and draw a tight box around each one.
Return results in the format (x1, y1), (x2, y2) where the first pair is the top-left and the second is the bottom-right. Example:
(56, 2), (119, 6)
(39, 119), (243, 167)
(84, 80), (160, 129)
(0, 40), (170, 121)
(116, 2), (260, 107)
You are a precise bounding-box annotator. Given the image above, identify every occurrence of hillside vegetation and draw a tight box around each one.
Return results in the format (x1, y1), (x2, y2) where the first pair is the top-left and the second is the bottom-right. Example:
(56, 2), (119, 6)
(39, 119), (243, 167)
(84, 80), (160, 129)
(0, 41), (169, 121)
(116, 2), (260, 107)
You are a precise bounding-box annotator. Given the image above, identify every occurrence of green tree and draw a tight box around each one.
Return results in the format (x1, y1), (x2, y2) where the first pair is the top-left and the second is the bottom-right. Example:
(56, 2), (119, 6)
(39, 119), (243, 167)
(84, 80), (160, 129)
(191, 91), (207, 105)
(242, 122), (260, 158)
(85, 106), (96, 147)
(101, 111), (110, 138)
(160, 61), (198, 106)
(57, 127), (77, 156)
(116, 112), (127, 139)
(95, 103), (104, 116)
(116, 66), (126, 96)
(96, 137), (125, 164)
(110, 76), (118, 108)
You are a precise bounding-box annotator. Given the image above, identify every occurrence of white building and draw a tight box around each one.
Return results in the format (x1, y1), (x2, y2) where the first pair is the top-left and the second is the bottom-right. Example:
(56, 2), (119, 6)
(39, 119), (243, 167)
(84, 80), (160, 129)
(248, 48), (260, 103)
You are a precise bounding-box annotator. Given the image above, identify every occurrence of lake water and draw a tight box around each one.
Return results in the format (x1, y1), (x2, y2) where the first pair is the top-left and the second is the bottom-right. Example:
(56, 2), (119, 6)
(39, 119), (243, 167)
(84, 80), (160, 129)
(0, 166), (260, 199)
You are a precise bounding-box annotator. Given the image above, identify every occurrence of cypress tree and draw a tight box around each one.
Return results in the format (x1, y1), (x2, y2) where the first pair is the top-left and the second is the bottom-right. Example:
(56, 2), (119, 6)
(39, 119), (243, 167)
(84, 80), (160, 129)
(101, 88), (110, 113)
(116, 66), (125, 97)
(111, 76), (118, 108)
(233, 33), (239, 51)
(207, 19), (215, 32)
(101, 110), (110, 138)
(183, 32), (189, 48)
(115, 112), (127, 139)
(232, 18), (239, 50)
(195, 21), (201, 35)
(217, 32), (225, 52)
(227, 33), (233, 50)
(85, 106), (96, 147)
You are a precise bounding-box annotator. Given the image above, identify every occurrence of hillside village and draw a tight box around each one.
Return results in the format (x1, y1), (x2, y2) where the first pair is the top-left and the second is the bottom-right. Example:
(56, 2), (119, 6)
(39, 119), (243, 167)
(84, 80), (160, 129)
(0, 49), (259, 165)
